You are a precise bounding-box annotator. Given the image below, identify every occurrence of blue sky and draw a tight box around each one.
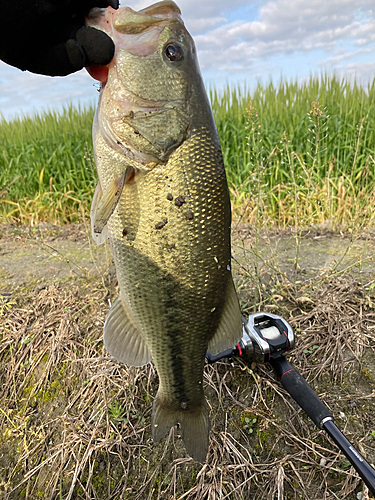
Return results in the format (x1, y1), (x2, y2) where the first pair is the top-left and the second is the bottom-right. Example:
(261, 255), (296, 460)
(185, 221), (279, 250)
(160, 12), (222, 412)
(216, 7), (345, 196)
(0, 0), (374, 121)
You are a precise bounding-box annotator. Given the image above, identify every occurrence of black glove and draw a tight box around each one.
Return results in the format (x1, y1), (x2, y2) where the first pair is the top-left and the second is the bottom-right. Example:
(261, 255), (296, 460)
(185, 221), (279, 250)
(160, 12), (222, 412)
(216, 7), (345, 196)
(0, 0), (119, 76)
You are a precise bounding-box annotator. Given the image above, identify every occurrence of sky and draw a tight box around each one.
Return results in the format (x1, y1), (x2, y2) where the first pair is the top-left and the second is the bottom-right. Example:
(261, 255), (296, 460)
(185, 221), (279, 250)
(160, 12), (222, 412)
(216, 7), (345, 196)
(0, 0), (374, 121)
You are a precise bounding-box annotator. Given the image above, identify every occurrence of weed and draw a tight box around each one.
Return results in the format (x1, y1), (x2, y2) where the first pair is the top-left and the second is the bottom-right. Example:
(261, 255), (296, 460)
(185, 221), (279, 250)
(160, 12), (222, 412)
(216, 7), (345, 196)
(303, 345), (319, 355)
(243, 416), (257, 434)
(108, 401), (127, 424)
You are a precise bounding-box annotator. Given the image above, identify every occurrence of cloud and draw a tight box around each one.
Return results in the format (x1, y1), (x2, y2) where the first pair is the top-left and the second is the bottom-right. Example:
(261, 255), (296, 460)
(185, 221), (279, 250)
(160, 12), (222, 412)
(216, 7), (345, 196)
(183, 16), (227, 34)
(0, 62), (98, 120)
(129, 0), (251, 19)
(318, 47), (372, 65)
(123, 0), (254, 35)
(335, 60), (375, 83)
(193, 0), (375, 71)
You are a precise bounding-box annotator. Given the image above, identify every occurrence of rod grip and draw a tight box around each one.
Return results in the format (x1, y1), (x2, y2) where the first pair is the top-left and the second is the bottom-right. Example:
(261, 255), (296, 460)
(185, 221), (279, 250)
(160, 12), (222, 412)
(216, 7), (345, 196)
(206, 348), (235, 364)
(269, 356), (333, 428)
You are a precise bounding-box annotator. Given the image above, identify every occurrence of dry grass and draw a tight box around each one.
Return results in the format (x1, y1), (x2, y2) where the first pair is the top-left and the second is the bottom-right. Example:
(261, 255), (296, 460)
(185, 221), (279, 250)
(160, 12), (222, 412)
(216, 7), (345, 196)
(0, 225), (374, 500)
(291, 277), (375, 382)
(2, 190), (92, 227)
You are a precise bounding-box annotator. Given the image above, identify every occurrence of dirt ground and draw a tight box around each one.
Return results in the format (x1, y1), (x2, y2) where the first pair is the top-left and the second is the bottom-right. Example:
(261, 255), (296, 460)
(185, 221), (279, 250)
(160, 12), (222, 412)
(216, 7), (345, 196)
(0, 223), (374, 500)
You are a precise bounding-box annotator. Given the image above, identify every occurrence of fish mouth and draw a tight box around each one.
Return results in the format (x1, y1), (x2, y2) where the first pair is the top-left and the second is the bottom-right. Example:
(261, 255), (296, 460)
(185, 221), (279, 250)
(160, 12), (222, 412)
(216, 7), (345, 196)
(89, 1), (183, 57)
(86, 2), (183, 80)
(88, 1), (190, 163)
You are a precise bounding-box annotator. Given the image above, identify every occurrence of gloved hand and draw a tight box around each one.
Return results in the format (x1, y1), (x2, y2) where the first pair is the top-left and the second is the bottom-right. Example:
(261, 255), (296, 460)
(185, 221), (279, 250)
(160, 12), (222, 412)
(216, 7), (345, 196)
(0, 0), (119, 76)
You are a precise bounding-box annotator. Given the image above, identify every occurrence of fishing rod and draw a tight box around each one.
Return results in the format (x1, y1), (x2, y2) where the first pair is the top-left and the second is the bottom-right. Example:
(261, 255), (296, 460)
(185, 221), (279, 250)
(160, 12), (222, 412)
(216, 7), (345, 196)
(206, 312), (375, 495)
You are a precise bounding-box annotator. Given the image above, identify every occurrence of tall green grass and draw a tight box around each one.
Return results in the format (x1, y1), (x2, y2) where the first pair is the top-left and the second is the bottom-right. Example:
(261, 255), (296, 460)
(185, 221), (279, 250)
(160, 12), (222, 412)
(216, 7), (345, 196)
(1, 75), (375, 227)
(0, 105), (96, 224)
(212, 75), (375, 227)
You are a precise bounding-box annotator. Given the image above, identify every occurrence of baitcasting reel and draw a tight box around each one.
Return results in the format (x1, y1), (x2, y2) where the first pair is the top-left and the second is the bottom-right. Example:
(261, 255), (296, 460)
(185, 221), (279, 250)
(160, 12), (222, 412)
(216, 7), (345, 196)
(206, 312), (295, 364)
(206, 312), (375, 495)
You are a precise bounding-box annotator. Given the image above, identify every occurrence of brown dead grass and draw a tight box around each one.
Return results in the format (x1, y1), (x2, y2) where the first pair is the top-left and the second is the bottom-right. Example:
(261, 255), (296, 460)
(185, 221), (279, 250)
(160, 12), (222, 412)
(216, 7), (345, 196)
(0, 228), (374, 500)
(291, 277), (375, 382)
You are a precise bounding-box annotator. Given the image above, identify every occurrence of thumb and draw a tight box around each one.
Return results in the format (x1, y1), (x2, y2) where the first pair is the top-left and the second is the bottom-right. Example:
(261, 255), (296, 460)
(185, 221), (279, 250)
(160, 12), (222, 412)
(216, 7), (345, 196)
(73, 26), (115, 67)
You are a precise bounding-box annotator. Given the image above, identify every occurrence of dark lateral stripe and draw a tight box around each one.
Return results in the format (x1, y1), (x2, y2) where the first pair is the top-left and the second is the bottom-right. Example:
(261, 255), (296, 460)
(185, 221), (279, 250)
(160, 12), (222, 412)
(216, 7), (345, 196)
(167, 331), (188, 403)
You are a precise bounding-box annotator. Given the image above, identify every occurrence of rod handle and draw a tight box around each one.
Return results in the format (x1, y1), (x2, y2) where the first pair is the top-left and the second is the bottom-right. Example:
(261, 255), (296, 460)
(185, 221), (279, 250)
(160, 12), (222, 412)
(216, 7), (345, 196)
(268, 355), (333, 428)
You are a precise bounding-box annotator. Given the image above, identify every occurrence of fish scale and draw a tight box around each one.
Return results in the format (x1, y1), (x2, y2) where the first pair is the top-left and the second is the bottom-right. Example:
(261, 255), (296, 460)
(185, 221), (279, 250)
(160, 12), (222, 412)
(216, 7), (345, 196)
(87, 0), (242, 462)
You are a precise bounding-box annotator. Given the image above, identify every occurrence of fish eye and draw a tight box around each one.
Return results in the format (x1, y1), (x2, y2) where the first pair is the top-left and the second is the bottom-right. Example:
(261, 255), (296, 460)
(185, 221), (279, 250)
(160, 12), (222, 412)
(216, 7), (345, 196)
(164, 43), (184, 62)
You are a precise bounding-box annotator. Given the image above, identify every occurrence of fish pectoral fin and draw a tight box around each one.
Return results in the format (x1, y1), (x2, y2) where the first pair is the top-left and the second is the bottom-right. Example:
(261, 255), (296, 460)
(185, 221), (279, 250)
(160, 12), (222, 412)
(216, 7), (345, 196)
(208, 277), (243, 355)
(151, 394), (209, 463)
(104, 296), (152, 367)
(90, 182), (109, 245)
(91, 168), (132, 237)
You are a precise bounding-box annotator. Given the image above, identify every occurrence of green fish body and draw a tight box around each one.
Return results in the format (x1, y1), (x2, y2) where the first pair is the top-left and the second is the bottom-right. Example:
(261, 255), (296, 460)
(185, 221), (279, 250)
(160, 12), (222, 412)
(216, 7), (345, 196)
(87, 0), (242, 462)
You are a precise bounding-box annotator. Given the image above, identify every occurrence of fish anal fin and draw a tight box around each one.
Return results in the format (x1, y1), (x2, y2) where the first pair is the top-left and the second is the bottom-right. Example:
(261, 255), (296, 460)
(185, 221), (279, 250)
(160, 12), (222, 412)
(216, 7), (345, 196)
(151, 394), (209, 463)
(208, 277), (242, 355)
(104, 296), (152, 367)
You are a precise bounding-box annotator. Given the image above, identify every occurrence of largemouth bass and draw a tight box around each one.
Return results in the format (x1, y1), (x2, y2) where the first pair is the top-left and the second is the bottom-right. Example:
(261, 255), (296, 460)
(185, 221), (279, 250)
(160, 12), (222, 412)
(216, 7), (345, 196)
(87, 0), (242, 462)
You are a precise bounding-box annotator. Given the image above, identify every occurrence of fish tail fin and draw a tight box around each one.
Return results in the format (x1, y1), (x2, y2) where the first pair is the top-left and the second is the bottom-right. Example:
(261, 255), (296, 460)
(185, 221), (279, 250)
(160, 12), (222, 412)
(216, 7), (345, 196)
(151, 394), (209, 463)
(180, 402), (210, 463)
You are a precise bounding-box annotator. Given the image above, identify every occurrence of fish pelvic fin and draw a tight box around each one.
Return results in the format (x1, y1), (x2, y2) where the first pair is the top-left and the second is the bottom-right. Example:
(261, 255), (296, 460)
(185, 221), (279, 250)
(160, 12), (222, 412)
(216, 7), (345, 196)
(104, 296), (152, 366)
(90, 182), (109, 245)
(208, 276), (243, 355)
(151, 394), (209, 463)
(91, 167), (135, 243)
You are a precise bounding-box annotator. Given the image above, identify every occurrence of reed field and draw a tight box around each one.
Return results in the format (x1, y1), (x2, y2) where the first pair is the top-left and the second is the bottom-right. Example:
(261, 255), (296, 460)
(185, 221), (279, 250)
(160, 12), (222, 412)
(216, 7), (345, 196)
(1, 75), (375, 228)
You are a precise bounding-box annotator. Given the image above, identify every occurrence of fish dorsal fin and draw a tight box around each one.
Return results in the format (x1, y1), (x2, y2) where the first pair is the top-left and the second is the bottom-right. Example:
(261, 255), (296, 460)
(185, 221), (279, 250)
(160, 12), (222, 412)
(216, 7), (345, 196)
(90, 182), (109, 245)
(91, 168), (132, 238)
(104, 296), (152, 367)
(208, 277), (243, 355)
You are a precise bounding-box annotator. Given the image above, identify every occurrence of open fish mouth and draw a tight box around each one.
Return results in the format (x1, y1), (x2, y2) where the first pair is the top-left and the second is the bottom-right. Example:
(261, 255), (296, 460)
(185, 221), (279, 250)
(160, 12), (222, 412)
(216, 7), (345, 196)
(86, 1), (191, 163)
(86, 1), (183, 60)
